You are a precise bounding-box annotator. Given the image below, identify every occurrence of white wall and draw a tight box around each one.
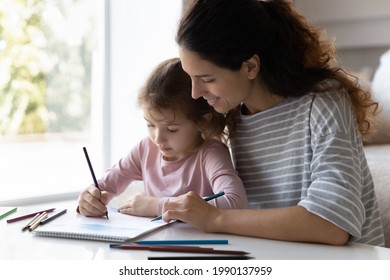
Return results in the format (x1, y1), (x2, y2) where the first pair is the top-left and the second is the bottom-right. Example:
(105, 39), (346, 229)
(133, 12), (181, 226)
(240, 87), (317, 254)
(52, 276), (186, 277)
(294, 0), (390, 48)
(107, 1), (182, 166)
(294, 0), (390, 77)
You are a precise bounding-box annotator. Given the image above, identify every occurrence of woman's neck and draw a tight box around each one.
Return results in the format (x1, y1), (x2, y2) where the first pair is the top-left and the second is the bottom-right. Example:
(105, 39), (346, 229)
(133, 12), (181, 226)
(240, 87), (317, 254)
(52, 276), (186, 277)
(242, 81), (284, 115)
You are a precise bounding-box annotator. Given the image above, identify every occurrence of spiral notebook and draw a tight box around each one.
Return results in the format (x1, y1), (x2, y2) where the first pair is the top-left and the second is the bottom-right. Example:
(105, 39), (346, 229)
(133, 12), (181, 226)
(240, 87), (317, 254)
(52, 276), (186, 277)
(34, 209), (171, 243)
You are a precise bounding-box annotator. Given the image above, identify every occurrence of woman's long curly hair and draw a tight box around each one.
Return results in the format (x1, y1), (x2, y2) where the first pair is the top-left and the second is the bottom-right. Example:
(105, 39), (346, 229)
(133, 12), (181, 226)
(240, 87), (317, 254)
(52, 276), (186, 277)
(177, 0), (378, 141)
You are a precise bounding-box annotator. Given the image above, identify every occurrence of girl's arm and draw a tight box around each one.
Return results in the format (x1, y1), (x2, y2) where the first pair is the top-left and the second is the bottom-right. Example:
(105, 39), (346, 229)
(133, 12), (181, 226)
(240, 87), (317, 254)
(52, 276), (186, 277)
(118, 193), (159, 217)
(202, 141), (249, 209)
(162, 191), (350, 246)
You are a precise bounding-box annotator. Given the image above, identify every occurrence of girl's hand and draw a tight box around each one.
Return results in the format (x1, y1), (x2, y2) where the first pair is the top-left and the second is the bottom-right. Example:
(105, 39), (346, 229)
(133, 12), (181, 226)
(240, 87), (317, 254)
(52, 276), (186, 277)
(78, 186), (109, 217)
(119, 193), (159, 217)
(161, 191), (221, 232)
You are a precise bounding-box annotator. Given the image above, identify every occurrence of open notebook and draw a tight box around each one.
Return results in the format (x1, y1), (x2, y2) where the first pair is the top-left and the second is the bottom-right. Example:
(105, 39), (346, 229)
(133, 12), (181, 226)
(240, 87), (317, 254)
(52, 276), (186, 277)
(34, 209), (171, 243)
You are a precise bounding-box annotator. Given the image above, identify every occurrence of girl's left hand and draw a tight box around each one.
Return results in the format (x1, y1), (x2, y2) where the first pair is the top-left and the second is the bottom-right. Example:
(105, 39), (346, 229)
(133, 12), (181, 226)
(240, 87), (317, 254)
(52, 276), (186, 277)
(119, 193), (159, 217)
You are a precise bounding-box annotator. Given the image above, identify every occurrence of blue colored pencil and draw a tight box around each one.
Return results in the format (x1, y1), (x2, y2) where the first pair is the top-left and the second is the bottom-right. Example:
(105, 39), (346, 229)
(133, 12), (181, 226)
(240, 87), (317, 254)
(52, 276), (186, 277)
(40, 209), (67, 225)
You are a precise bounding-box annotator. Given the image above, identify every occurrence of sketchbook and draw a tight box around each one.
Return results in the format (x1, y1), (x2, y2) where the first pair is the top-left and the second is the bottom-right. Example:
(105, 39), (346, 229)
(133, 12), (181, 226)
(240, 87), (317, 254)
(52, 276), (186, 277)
(33, 209), (171, 243)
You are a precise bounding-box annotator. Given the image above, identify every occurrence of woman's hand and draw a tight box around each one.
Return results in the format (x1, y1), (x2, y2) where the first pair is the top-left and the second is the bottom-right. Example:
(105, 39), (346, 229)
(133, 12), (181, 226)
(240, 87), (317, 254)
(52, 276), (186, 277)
(78, 186), (109, 217)
(119, 193), (159, 217)
(161, 191), (222, 232)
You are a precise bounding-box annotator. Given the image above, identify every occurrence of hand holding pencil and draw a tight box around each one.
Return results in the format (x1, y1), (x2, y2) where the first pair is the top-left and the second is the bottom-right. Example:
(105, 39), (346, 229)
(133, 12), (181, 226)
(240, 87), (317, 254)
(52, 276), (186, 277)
(78, 184), (110, 218)
(159, 190), (226, 231)
(151, 191), (225, 221)
(77, 147), (109, 218)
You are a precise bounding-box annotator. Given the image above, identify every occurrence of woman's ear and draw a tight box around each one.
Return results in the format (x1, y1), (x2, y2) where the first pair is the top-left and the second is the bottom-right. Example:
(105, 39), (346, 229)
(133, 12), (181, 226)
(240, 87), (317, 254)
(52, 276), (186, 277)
(243, 54), (260, 80)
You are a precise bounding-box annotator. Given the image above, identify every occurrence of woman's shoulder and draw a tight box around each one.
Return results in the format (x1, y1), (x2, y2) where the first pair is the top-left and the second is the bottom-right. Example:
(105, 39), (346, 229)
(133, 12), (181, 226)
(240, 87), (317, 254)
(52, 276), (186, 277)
(308, 79), (351, 114)
(311, 79), (348, 99)
(309, 80), (357, 138)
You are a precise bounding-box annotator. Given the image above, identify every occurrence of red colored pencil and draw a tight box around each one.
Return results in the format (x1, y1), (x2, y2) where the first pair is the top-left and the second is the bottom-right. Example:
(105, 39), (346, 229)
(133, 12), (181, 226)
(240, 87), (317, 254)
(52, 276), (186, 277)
(110, 244), (248, 255)
(6, 208), (56, 223)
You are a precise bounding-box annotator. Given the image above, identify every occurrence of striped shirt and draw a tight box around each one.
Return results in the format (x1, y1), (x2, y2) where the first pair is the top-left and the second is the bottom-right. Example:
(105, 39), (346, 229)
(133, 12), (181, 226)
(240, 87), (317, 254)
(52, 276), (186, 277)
(231, 85), (385, 246)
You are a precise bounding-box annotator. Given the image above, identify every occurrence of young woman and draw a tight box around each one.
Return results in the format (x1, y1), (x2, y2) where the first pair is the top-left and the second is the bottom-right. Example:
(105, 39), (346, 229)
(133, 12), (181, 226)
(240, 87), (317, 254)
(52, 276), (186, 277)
(77, 58), (248, 218)
(161, 0), (385, 246)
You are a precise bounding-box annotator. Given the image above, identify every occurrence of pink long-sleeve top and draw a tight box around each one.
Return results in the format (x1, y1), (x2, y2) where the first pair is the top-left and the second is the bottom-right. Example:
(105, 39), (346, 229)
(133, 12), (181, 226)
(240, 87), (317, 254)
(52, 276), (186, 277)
(97, 138), (249, 215)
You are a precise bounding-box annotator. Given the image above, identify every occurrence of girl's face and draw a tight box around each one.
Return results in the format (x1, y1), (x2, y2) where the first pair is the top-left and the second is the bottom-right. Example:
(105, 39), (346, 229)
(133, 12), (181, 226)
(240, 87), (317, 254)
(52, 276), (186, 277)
(179, 48), (256, 114)
(144, 108), (203, 161)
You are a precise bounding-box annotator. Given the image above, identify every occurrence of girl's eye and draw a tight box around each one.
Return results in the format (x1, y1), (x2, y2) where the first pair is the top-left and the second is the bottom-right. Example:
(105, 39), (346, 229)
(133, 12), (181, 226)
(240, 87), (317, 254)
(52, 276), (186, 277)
(167, 128), (178, 133)
(202, 79), (214, 84)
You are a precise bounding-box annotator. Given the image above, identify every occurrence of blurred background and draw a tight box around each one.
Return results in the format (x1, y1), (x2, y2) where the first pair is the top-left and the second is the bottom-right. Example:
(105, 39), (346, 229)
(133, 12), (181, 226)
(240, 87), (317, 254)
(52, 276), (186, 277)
(1, 0), (389, 204)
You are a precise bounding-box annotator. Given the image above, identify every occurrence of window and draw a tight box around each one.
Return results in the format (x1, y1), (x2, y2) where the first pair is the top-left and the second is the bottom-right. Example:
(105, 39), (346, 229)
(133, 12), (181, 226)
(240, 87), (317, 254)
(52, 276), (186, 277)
(107, 0), (182, 163)
(0, 0), (182, 204)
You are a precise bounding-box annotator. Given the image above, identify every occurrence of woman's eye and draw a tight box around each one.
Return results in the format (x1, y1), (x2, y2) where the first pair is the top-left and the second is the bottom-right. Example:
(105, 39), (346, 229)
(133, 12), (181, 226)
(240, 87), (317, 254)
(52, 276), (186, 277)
(202, 79), (214, 83)
(167, 128), (178, 133)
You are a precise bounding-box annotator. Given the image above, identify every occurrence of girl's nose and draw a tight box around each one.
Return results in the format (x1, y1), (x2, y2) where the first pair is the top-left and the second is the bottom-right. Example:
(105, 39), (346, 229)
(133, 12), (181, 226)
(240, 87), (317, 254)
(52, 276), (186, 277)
(154, 129), (165, 144)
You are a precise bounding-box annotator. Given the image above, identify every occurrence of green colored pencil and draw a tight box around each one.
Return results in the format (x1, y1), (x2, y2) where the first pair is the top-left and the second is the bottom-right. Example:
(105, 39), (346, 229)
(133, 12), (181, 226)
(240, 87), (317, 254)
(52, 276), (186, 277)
(0, 207), (17, 220)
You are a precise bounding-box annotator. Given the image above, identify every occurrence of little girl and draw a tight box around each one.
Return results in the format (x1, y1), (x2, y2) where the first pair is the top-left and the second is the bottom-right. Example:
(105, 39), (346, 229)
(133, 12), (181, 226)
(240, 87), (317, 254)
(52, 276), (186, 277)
(78, 58), (248, 218)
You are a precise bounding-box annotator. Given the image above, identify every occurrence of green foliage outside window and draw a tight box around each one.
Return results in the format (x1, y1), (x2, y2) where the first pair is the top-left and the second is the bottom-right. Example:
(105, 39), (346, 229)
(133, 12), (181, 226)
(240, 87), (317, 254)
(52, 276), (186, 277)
(0, 0), (97, 135)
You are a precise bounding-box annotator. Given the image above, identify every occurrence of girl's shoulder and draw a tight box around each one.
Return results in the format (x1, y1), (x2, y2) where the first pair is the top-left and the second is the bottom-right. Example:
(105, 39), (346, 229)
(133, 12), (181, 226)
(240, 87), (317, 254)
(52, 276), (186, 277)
(201, 139), (229, 150)
(196, 139), (231, 159)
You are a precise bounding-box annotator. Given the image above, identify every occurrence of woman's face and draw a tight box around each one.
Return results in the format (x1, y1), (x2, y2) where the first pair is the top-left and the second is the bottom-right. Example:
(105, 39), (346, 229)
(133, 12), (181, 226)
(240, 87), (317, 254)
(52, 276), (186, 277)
(179, 48), (256, 114)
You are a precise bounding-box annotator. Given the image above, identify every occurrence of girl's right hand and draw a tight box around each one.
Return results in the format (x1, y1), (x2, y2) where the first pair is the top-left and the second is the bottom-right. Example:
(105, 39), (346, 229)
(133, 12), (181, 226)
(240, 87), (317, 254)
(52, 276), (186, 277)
(77, 186), (109, 217)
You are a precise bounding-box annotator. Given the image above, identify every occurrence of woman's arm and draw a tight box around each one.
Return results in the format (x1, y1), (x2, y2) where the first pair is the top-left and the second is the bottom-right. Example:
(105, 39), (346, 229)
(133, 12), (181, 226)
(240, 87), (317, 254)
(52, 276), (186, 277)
(162, 191), (349, 246)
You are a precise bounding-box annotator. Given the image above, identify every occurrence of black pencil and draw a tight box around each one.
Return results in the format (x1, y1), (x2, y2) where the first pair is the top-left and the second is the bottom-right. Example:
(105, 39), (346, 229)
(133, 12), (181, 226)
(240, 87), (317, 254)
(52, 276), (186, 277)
(83, 147), (109, 219)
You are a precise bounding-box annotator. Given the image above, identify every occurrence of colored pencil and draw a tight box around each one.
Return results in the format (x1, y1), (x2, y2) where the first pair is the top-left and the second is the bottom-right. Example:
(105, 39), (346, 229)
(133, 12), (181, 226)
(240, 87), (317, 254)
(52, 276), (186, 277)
(151, 191), (225, 221)
(21, 213), (41, 231)
(110, 244), (248, 255)
(135, 239), (229, 245)
(83, 147), (109, 219)
(6, 208), (55, 223)
(28, 212), (48, 231)
(148, 256), (253, 260)
(40, 209), (67, 225)
(0, 207), (17, 220)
